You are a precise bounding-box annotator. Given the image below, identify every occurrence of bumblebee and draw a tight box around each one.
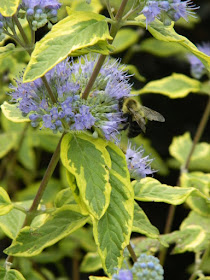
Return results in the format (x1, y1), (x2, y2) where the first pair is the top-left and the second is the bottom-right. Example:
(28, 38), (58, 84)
(120, 97), (165, 138)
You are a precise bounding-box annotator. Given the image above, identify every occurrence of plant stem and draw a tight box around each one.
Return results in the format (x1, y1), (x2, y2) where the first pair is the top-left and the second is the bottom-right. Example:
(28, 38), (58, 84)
(72, 249), (80, 280)
(5, 132), (65, 265)
(82, 0), (129, 99)
(159, 96), (210, 266)
(184, 96), (210, 171)
(115, 0), (129, 21)
(13, 14), (30, 47)
(13, 205), (28, 214)
(189, 246), (210, 280)
(122, 1), (141, 20)
(127, 242), (137, 262)
(158, 204), (176, 265)
(106, 0), (115, 20)
(4, 30), (26, 49)
(29, 23), (36, 45)
(23, 132), (65, 226)
(13, 14), (57, 104)
(82, 55), (106, 100)
(41, 75), (57, 103)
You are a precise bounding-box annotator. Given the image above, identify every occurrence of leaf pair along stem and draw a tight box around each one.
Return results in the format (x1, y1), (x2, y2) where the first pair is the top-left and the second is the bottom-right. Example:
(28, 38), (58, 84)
(6, 0), (139, 269)
(189, 246), (210, 280)
(159, 96), (210, 267)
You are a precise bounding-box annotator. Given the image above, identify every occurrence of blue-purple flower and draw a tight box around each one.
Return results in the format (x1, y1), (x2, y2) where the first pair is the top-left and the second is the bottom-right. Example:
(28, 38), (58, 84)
(9, 55), (131, 140)
(187, 42), (210, 79)
(131, 254), (164, 280)
(112, 269), (133, 280)
(20, 0), (61, 30)
(111, 254), (164, 280)
(0, 0), (61, 39)
(21, 0), (61, 10)
(139, 0), (199, 28)
(125, 143), (154, 179)
(168, 0), (199, 21)
(141, 1), (162, 28)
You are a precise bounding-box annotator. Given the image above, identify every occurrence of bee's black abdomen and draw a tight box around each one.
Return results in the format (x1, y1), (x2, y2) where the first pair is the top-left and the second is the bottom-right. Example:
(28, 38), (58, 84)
(127, 121), (142, 138)
(120, 113), (142, 138)
(118, 97), (124, 110)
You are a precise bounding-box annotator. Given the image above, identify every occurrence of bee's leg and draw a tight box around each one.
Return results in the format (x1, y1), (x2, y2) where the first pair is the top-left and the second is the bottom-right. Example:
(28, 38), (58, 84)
(119, 113), (130, 131)
(119, 123), (129, 131)
(118, 97), (125, 110)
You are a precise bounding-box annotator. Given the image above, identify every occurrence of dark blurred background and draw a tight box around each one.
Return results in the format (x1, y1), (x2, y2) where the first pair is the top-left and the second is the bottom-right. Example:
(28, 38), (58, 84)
(126, 0), (210, 279)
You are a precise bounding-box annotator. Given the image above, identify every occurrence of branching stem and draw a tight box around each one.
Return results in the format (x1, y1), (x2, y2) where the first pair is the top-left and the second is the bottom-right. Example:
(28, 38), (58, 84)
(159, 96), (210, 266)
(82, 0), (129, 99)
(106, 0), (115, 20)
(41, 76), (57, 103)
(4, 29), (26, 49)
(23, 132), (65, 226)
(184, 96), (210, 171)
(122, 1), (141, 20)
(6, 132), (65, 265)
(13, 14), (30, 46)
(81, 55), (106, 100)
(13, 14), (57, 104)
(127, 242), (138, 262)
(189, 246), (210, 280)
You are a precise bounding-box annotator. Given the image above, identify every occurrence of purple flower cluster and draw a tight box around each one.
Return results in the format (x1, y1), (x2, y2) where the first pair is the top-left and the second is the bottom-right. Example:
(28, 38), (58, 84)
(140, 0), (199, 28)
(0, 0), (61, 40)
(187, 42), (210, 79)
(125, 143), (154, 179)
(112, 270), (133, 280)
(131, 254), (164, 280)
(111, 254), (164, 280)
(10, 55), (131, 140)
(20, 0), (61, 30)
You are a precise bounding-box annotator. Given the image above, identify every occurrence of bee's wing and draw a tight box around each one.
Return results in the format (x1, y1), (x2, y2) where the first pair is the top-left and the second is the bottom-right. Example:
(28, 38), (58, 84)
(140, 106), (165, 122)
(129, 108), (146, 133)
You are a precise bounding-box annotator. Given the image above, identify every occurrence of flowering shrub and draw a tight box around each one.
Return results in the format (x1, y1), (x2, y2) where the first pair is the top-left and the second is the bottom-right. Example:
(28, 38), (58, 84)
(0, 1), (209, 280)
